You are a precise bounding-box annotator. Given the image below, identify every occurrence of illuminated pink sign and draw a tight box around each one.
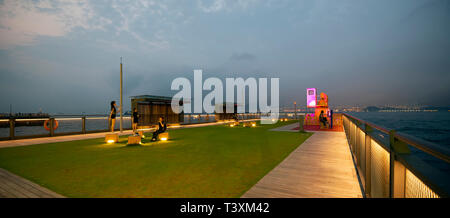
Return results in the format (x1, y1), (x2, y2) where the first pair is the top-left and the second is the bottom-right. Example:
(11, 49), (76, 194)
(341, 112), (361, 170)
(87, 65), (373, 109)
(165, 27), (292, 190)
(306, 88), (316, 108)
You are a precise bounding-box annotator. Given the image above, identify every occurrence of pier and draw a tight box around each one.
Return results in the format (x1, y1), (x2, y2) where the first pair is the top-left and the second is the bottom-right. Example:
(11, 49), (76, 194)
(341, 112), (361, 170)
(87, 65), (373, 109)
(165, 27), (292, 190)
(0, 113), (448, 198)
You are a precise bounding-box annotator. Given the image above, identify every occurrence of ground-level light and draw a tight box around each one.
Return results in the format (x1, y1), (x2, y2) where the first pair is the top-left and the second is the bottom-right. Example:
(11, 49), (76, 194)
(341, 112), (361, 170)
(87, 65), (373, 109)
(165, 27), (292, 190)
(159, 132), (169, 141)
(229, 122), (239, 127)
(128, 135), (141, 145)
(105, 133), (119, 144)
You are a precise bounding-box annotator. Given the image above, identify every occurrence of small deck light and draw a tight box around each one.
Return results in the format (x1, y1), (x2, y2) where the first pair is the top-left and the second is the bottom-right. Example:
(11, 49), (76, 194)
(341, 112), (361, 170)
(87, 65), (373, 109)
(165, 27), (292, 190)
(159, 132), (169, 141)
(105, 133), (119, 144)
(128, 135), (142, 145)
(138, 131), (146, 138)
(229, 121), (239, 127)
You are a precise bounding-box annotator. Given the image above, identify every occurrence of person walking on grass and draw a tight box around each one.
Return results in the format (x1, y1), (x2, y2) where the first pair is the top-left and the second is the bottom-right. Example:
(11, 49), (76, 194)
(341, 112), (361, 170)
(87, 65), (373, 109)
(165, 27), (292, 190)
(109, 101), (117, 132)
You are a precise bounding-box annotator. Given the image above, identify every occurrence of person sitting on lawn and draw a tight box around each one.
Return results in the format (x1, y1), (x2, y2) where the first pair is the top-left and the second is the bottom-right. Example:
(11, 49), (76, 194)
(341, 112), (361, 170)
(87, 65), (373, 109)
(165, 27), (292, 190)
(319, 110), (329, 128)
(152, 116), (167, 141)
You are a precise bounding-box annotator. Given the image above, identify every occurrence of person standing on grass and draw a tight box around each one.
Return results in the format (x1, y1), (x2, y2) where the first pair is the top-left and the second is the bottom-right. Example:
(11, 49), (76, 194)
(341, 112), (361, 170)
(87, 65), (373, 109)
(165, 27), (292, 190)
(132, 107), (139, 135)
(109, 101), (117, 132)
(152, 116), (167, 141)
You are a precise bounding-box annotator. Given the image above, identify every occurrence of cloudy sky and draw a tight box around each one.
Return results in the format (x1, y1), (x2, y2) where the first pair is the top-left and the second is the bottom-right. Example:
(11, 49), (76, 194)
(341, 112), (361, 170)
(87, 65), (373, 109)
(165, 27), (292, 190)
(0, 0), (449, 114)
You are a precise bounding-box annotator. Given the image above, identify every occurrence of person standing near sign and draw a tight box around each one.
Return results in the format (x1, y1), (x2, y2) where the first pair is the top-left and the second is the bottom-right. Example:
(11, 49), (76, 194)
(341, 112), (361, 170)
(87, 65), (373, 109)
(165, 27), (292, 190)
(109, 101), (117, 132)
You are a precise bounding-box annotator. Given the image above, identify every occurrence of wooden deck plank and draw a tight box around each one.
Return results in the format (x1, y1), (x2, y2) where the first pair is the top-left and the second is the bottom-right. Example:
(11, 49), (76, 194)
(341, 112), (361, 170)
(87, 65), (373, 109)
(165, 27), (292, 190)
(0, 168), (64, 198)
(242, 131), (362, 198)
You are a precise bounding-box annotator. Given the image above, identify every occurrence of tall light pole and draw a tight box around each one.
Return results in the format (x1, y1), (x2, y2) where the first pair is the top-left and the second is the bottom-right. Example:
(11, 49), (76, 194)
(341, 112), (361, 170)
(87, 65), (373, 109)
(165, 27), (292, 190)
(120, 57), (123, 133)
(294, 101), (297, 119)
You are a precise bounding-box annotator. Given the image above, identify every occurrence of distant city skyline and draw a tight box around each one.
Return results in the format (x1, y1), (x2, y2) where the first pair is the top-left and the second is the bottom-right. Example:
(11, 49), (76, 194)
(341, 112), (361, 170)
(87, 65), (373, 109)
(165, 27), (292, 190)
(1, 0), (449, 114)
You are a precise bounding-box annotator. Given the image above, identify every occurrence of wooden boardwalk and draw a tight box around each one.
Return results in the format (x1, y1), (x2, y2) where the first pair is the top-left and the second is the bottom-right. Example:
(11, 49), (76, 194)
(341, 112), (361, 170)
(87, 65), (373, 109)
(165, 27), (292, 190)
(242, 131), (363, 198)
(0, 168), (64, 198)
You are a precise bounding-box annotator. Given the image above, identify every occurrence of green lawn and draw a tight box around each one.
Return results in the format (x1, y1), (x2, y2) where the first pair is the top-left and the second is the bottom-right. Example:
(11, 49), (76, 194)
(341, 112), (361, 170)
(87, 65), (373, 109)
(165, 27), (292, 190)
(0, 121), (312, 198)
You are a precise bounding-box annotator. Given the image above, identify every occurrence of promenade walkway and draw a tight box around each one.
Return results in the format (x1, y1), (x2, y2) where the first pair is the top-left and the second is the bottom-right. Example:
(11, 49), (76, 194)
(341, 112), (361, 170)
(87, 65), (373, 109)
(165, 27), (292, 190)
(242, 127), (363, 198)
(0, 121), (361, 198)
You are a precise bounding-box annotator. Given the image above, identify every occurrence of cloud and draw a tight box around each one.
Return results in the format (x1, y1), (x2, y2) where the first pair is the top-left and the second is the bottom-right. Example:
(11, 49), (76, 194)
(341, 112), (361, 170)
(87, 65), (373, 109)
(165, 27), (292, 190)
(107, 0), (189, 50)
(197, 0), (259, 13)
(0, 0), (178, 50)
(229, 52), (256, 61)
(0, 0), (111, 49)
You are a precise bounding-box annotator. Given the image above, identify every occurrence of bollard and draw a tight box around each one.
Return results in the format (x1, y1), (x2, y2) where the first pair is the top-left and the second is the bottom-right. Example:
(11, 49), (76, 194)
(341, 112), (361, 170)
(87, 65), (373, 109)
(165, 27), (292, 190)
(82, 116), (86, 134)
(9, 118), (15, 140)
(49, 118), (55, 137)
(298, 115), (305, 132)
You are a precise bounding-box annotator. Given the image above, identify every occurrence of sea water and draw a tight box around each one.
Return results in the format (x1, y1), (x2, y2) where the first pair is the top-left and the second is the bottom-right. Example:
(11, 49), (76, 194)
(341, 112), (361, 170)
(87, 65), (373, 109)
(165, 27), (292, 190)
(347, 112), (450, 146)
(347, 112), (450, 174)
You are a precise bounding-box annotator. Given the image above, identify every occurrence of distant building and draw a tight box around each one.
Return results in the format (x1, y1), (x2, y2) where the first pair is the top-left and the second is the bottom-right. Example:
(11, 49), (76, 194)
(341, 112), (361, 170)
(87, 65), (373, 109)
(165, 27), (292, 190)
(214, 103), (238, 121)
(130, 95), (184, 128)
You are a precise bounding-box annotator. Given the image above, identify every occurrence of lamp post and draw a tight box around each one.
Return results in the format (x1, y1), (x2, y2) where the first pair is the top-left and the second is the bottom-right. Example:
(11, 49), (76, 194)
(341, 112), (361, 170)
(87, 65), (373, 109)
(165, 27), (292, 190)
(294, 101), (297, 120)
(120, 57), (123, 133)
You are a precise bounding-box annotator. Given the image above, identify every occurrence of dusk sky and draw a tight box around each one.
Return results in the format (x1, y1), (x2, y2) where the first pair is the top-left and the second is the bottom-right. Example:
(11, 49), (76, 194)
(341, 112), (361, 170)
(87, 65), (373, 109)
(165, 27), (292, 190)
(0, 0), (449, 114)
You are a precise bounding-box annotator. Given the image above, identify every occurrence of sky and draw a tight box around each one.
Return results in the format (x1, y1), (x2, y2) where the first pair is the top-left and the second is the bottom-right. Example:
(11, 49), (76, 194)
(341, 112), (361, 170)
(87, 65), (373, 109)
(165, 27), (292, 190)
(0, 0), (449, 114)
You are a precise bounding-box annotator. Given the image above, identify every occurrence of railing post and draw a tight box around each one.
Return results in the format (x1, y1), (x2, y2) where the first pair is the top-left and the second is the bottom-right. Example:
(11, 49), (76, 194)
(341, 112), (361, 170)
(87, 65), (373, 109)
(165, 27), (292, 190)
(389, 130), (396, 198)
(82, 116), (86, 134)
(9, 118), (15, 140)
(356, 122), (360, 166)
(351, 120), (356, 152)
(364, 123), (372, 197)
(49, 118), (55, 137)
(393, 160), (406, 198)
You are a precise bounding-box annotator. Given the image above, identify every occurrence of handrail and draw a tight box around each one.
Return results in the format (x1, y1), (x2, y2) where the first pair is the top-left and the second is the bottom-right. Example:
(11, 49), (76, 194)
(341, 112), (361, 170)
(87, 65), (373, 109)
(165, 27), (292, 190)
(343, 113), (450, 163)
(342, 113), (449, 198)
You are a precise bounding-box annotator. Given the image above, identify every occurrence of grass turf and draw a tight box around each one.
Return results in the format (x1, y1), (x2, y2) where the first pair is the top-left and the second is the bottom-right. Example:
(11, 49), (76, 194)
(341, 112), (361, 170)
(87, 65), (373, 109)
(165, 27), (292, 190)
(0, 121), (312, 197)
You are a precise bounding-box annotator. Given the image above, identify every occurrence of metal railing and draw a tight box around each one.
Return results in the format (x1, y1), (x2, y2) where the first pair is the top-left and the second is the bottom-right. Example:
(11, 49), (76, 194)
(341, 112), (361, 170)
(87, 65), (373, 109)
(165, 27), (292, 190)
(0, 112), (298, 141)
(342, 113), (450, 198)
(0, 116), (132, 140)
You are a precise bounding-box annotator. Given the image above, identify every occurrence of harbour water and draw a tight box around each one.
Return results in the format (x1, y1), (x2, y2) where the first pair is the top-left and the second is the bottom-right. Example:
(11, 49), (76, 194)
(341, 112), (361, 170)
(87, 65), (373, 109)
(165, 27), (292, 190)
(347, 112), (450, 147)
(348, 111), (450, 174)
